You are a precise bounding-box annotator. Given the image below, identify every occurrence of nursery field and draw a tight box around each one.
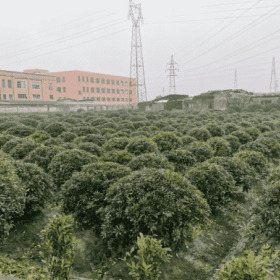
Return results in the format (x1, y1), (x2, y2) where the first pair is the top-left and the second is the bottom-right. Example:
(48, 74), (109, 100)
(1, 108), (280, 279)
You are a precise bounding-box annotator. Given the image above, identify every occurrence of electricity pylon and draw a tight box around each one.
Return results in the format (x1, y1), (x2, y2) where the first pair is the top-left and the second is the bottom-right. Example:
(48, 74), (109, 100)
(270, 57), (278, 93)
(128, 0), (147, 103)
(166, 55), (179, 95)
(233, 69), (238, 90)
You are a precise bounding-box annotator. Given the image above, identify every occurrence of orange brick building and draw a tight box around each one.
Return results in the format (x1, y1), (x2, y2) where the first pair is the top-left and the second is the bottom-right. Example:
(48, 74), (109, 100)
(0, 69), (137, 106)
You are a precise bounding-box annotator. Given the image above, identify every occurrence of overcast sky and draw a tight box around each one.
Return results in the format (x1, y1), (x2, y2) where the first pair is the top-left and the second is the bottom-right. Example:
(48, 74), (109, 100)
(0, 0), (280, 100)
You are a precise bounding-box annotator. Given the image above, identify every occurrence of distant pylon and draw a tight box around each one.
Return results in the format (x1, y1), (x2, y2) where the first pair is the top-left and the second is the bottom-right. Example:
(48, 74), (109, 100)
(166, 55), (179, 95)
(128, 0), (147, 103)
(233, 69), (238, 90)
(270, 57), (278, 93)
(162, 87), (165, 96)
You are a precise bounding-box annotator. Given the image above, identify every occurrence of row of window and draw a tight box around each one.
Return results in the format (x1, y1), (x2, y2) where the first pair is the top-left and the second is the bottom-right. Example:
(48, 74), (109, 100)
(77, 76), (132, 87)
(79, 87), (133, 94)
(0, 94), (45, 100)
(0, 79), (44, 90)
(82, 97), (133, 102)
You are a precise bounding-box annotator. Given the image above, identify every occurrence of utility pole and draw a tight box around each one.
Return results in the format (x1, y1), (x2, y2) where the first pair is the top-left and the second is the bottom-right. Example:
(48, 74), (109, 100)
(233, 69), (238, 90)
(128, 0), (147, 103)
(166, 55), (179, 95)
(270, 57), (278, 93)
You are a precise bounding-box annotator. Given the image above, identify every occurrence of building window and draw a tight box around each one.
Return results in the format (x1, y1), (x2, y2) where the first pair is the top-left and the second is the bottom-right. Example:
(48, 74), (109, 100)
(3, 94), (7, 100)
(102, 97), (106, 101)
(78, 76), (81, 82)
(125, 90), (128, 94)
(96, 78), (100, 83)
(32, 94), (41, 99)
(62, 76), (65, 82)
(117, 89), (120, 94)
(90, 77), (94, 83)
(86, 77), (89, 82)
(125, 81), (128, 86)
(92, 97), (95, 101)
(112, 89), (115, 94)
(57, 87), (61, 93)
(112, 98), (115, 101)
(82, 76), (85, 82)
(121, 98), (124, 102)
(63, 87), (66, 93)
(17, 81), (26, 89)
(49, 83), (54, 90)
(111, 80), (115, 85)
(50, 95), (54, 100)
(129, 90), (132, 94)
(83, 87), (85, 93)
(97, 97), (100, 101)
(125, 98), (128, 102)
(107, 98), (111, 101)
(102, 88), (105, 93)
(116, 80), (120, 85)
(121, 81), (124, 86)
(107, 88), (110, 93)
(97, 88), (100, 93)
(107, 79), (110, 85)
(9, 94), (13, 100)
(8, 80), (12, 88)
(91, 87), (95, 93)
(101, 79), (105, 84)
(121, 89), (124, 94)
(56, 77), (61, 83)
(18, 94), (27, 99)
(32, 82), (41, 90)
(79, 90), (81, 95)
(117, 98), (120, 101)
(87, 87), (89, 93)
(129, 98), (132, 102)
(2, 80), (6, 88)
(130, 81), (133, 87)
(0, 94), (1, 99)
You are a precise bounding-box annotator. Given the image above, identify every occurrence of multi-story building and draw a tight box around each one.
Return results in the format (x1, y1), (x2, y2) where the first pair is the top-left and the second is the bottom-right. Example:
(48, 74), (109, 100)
(0, 69), (137, 107)
(0, 69), (57, 102)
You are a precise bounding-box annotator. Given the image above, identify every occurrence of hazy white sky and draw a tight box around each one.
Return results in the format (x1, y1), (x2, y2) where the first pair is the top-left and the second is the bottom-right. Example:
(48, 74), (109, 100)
(0, 0), (280, 100)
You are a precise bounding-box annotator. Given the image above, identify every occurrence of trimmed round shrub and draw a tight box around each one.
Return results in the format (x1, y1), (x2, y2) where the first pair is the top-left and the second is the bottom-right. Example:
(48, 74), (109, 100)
(103, 137), (131, 151)
(9, 140), (38, 160)
(2, 138), (24, 154)
(181, 135), (196, 146)
(71, 126), (99, 137)
(26, 131), (50, 143)
(234, 150), (267, 177)
(99, 169), (210, 255)
(0, 134), (16, 148)
(78, 142), (102, 157)
(62, 162), (131, 231)
(101, 150), (133, 165)
(58, 132), (78, 143)
(19, 118), (39, 128)
(224, 135), (241, 153)
(188, 162), (237, 210)
(188, 127), (211, 141)
(187, 141), (214, 163)
(44, 122), (67, 137)
(206, 123), (225, 137)
(49, 149), (97, 188)
(0, 152), (26, 241)
(5, 125), (35, 137)
(74, 134), (105, 147)
(224, 123), (239, 134)
(14, 161), (52, 216)
(165, 149), (196, 173)
(152, 132), (182, 152)
(128, 153), (173, 171)
(126, 138), (158, 155)
(208, 137), (231, 157)
(230, 130), (252, 145)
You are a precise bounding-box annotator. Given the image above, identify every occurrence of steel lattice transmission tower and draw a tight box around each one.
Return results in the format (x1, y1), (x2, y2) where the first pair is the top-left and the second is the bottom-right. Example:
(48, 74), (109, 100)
(233, 69), (238, 90)
(166, 55), (179, 95)
(128, 0), (147, 103)
(270, 57), (278, 93)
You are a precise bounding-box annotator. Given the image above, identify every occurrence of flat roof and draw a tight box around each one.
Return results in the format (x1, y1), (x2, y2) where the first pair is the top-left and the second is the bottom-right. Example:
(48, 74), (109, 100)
(0, 69), (56, 78)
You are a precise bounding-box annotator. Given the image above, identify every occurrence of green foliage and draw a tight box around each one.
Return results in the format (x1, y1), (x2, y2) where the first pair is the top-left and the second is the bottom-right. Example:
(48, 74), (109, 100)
(1, 137), (24, 153)
(234, 150), (267, 177)
(0, 134), (16, 148)
(62, 162), (130, 231)
(49, 148), (96, 188)
(26, 131), (50, 143)
(103, 136), (131, 151)
(208, 137), (231, 157)
(188, 127), (211, 141)
(224, 135), (240, 153)
(126, 137), (158, 155)
(9, 139), (38, 160)
(100, 169), (210, 255)
(152, 132), (182, 152)
(187, 162), (237, 210)
(14, 161), (53, 216)
(58, 131), (78, 143)
(216, 245), (280, 280)
(0, 151), (26, 241)
(128, 153), (173, 171)
(101, 150), (133, 164)
(44, 122), (67, 137)
(187, 141), (214, 162)
(6, 124), (36, 137)
(230, 130), (252, 145)
(206, 123), (225, 137)
(40, 214), (76, 280)
(126, 234), (171, 280)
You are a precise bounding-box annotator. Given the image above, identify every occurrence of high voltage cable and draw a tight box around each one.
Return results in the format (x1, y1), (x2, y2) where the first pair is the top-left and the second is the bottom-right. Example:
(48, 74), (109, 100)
(0, 19), (125, 61)
(180, 3), (280, 67)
